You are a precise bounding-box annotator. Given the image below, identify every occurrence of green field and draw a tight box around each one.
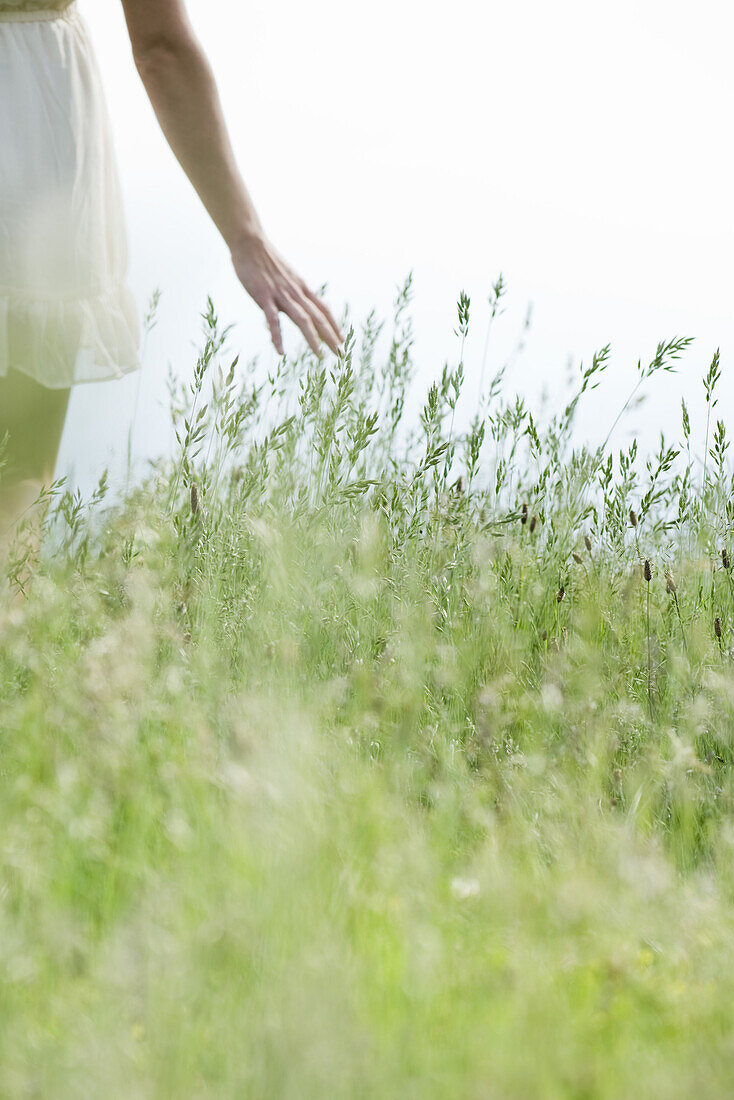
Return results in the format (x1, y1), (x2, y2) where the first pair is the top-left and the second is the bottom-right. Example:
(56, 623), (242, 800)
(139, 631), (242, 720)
(2, 282), (734, 1097)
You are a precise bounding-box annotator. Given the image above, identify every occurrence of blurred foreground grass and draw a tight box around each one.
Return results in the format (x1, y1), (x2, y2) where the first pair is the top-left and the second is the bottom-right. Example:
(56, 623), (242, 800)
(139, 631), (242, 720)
(3, 281), (734, 1096)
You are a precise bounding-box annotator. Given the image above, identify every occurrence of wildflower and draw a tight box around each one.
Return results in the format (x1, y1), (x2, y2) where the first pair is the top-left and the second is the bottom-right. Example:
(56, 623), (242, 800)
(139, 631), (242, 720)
(451, 876), (480, 901)
(541, 682), (563, 710)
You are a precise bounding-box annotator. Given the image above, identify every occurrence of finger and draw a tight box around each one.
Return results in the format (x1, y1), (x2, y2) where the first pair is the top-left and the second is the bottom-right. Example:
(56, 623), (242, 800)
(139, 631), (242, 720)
(278, 295), (323, 357)
(299, 282), (344, 345)
(296, 292), (341, 356)
(263, 301), (284, 356)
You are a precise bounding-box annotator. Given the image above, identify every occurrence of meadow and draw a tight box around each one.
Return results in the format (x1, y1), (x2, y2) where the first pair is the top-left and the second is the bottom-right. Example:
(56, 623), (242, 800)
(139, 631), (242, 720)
(2, 277), (734, 1097)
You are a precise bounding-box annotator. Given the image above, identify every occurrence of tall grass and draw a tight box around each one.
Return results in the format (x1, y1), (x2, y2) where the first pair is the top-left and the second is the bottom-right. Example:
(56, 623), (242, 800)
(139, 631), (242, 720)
(2, 279), (734, 1096)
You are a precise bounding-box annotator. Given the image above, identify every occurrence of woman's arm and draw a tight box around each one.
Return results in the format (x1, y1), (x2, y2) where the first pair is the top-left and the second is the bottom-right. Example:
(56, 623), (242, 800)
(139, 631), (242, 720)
(120, 0), (342, 356)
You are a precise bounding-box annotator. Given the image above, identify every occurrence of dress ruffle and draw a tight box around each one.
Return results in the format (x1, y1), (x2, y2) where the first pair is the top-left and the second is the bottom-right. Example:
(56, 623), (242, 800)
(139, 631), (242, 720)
(0, 8), (141, 390)
(0, 283), (141, 389)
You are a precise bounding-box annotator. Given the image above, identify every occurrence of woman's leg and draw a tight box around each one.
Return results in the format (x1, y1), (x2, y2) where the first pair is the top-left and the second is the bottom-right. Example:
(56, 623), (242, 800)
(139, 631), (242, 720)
(0, 368), (71, 596)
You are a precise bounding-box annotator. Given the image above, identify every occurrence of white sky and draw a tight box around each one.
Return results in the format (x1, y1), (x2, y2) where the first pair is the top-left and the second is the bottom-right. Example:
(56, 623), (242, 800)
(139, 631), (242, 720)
(60, 0), (734, 495)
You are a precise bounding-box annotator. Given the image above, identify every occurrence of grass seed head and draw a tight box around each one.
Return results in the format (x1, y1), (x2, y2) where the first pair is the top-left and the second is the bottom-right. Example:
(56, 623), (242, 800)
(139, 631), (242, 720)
(665, 570), (676, 595)
(584, 535), (592, 553)
(644, 559), (652, 583)
(630, 509), (638, 528)
(530, 515), (538, 534)
(521, 502), (528, 525)
(190, 483), (200, 516)
(715, 617), (723, 639)
(722, 549), (731, 571)
(572, 552), (583, 565)
(556, 586), (565, 603)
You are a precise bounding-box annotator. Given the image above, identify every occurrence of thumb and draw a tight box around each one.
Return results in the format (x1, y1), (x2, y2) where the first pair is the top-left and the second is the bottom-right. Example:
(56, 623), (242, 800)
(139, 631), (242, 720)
(263, 301), (284, 356)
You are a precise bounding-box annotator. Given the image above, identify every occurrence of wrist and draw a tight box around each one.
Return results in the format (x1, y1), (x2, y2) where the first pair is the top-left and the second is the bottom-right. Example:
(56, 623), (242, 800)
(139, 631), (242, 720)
(228, 220), (266, 259)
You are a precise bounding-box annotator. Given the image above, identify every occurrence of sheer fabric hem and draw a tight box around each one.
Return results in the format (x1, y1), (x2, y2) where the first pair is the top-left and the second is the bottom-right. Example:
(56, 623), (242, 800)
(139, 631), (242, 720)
(0, 283), (141, 390)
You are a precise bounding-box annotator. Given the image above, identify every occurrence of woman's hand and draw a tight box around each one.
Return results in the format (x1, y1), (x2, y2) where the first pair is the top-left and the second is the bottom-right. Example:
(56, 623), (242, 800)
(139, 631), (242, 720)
(123, 0), (344, 358)
(231, 234), (343, 358)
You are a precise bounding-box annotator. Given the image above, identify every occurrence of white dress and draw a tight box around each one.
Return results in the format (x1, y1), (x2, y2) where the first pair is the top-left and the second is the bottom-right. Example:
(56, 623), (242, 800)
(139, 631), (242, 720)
(0, 0), (140, 388)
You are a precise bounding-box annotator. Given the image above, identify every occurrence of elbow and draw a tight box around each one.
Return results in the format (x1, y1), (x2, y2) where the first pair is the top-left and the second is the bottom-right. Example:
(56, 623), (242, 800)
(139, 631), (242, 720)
(132, 32), (197, 82)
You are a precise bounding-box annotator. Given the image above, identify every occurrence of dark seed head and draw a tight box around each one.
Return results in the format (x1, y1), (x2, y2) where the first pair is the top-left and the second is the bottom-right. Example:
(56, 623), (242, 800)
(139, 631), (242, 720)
(584, 535), (592, 553)
(629, 509), (638, 528)
(541, 630), (548, 642)
(722, 549), (731, 571)
(644, 559), (652, 583)
(556, 586), (565, 603)
(572, 551), (583, 565)
(521, 502), (528, 524)
(530, 515), (538, 534)
(715, 617), (723, 639)
(190, 483), (200, 516)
